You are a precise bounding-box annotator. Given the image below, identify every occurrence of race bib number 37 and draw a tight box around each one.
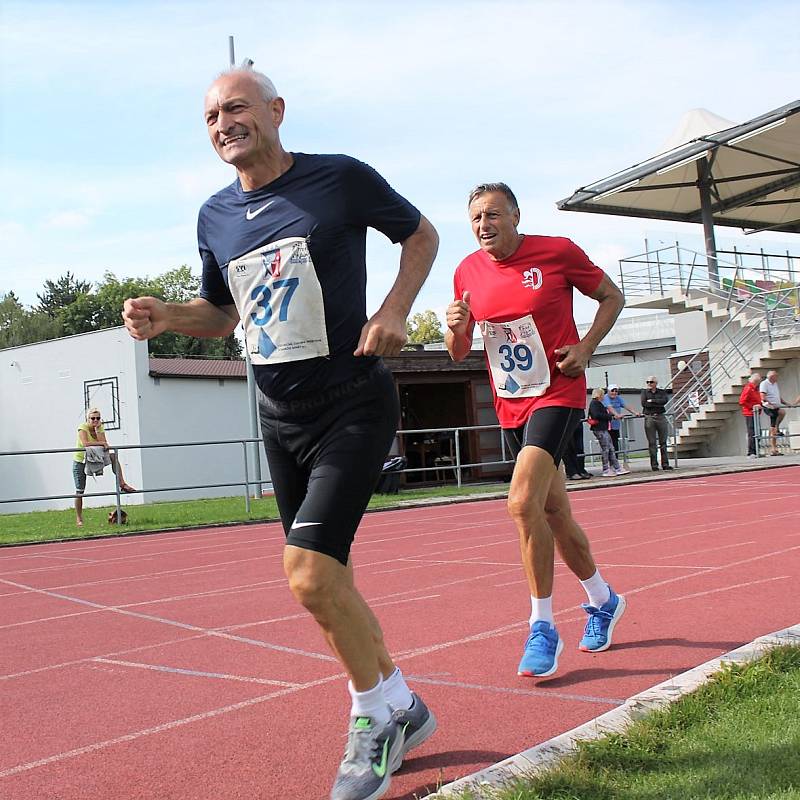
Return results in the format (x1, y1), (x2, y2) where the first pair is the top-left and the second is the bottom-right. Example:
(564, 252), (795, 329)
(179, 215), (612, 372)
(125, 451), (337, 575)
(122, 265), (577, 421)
(480, 314), (550, 399)
(227, 237), (329, 364)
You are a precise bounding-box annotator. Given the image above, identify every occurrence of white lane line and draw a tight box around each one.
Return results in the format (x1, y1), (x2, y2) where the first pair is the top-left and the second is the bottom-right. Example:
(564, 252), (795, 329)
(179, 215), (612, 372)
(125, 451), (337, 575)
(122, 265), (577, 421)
(0, 633), (211, 682)
(220, 594), (441, 634)
(668, 576), (791, 602)
(657, 541), (757, 559)
(0, 672), (347, 780)
(91, 658), (300, 687)
(0, 579), (279, 630)
(0, 557), (282, 596)
(0, 577), (337, 663)
(406, 674), (625, 706)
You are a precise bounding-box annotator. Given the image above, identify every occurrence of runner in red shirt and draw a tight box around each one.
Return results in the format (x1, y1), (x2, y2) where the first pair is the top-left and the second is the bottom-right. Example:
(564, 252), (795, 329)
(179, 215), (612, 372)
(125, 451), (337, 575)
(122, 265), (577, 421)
(739, 372), (763, 457)
(445, 183), (626, 678)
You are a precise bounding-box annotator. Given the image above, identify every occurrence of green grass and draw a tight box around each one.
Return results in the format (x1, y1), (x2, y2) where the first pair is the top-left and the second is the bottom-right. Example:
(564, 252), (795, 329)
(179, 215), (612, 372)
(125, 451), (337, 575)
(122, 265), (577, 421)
(0, 482), (509, 545)
(455, 645), (800, 800)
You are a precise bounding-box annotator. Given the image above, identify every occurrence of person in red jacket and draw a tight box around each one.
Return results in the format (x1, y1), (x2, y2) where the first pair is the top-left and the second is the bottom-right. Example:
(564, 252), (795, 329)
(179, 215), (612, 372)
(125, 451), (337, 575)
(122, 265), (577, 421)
(739, 372), (762, 457)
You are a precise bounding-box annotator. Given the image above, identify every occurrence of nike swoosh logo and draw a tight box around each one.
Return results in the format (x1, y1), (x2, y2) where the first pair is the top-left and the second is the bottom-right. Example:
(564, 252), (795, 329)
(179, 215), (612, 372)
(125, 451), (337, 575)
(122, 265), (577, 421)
(245, 201), (274, 220)
(372, 737), (390, 778)
(290, 521), (322, 530)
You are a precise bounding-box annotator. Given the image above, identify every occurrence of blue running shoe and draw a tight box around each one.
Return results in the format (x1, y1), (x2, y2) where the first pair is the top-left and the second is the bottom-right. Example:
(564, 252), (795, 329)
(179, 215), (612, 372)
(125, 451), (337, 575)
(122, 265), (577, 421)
(517, 621), (563, 677)
(579, 589), (626, 652)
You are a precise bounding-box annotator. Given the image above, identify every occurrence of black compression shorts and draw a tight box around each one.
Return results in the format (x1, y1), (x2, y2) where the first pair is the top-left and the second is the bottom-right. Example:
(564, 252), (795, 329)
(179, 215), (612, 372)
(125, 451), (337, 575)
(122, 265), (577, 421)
(259, 362), (398, 566)
(503, 406), (583, 467)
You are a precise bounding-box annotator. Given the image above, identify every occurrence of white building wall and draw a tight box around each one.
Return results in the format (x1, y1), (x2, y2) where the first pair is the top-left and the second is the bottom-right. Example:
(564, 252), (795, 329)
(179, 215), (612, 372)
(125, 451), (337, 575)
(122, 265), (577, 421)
(1, 328), (272, 514)
(673, 311), (710, 352)
(135, 368), (270, 503)
(0, 328), (144, 513)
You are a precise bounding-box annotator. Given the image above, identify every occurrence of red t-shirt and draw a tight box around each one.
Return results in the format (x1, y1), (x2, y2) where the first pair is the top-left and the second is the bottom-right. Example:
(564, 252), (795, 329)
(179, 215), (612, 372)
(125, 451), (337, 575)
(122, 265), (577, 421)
(739, 382), (761, 416)
(453, 235), (605, 428)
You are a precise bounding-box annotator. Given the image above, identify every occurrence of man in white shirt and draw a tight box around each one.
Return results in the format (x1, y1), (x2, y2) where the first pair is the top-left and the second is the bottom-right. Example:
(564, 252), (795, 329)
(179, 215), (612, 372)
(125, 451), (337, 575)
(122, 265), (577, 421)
(759, 370), (791, 456)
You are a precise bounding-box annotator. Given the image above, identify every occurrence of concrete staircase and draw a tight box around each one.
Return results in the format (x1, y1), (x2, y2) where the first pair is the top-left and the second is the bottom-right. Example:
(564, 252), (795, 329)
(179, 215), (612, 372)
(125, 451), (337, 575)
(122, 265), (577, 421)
(669, 336), (800, 454)
(627, 281), (800, 455)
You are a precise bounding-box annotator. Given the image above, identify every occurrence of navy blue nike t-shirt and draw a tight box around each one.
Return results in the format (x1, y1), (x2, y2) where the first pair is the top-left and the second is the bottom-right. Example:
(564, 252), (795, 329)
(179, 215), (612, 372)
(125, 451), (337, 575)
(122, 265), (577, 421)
(198, 153), (420, 400)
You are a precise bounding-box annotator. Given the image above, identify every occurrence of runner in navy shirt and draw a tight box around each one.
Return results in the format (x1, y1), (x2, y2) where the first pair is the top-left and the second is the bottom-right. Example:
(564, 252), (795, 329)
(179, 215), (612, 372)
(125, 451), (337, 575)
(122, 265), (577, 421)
(123, 66), (438, 800)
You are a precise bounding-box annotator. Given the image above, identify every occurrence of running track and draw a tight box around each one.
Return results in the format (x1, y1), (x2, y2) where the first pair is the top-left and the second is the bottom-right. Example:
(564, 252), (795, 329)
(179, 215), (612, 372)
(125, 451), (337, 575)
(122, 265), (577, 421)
(2, 468), (799, 800)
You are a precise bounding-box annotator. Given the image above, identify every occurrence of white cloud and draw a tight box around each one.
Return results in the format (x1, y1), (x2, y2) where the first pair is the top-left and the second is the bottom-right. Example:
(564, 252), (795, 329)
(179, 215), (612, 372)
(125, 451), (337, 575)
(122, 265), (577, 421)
(47, 211), (92, 229)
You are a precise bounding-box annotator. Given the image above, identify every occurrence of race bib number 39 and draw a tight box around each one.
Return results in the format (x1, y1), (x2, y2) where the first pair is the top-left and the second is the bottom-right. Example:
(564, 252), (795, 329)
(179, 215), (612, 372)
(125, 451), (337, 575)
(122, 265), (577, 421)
(480, 314), (550, 399)
(227, 237), (329, 364)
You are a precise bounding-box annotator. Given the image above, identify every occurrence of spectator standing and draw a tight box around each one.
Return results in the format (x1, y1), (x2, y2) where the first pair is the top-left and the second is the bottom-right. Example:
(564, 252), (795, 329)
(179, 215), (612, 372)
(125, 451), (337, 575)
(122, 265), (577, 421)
(738, 373), (762, 458)
(563, 410), (592, 480)
(759, 370), (791, 456)
(588, 388), (629, 477)
(602, 384), (640, 457)
(641, 376), (673, 471)
(73, 408), (135, 527)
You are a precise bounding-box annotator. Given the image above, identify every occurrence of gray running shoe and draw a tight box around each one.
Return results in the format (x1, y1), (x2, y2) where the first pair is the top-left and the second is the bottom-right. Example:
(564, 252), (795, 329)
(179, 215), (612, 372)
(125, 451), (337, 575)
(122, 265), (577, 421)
(392, 693), (437, 760)
(330, 715), (404, 800)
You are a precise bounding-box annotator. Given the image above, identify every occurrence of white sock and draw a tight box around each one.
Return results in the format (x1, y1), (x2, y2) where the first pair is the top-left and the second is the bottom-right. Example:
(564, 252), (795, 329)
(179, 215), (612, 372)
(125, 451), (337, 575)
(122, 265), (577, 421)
(530, 595), (554, 625)
(383, 667), (414, 711)
(348, 676), (391, 725)
(580, 570), (611, 609)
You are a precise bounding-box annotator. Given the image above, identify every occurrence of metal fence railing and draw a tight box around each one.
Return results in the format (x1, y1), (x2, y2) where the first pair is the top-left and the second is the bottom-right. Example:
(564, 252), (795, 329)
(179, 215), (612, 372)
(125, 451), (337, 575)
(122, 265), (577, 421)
(0, 438), (264, 522)
(619, 244), (800, 307)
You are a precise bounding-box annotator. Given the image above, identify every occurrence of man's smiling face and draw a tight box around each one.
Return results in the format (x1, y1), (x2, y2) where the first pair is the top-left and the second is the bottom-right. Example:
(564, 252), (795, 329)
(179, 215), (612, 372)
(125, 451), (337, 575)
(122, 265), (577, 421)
(204, 73), (283, 169)
(468, 191), (521, 261)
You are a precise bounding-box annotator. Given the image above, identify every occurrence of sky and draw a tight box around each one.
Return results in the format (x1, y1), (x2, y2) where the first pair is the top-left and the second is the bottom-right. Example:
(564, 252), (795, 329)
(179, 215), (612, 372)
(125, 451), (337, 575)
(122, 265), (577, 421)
(2, 0), (799, 327)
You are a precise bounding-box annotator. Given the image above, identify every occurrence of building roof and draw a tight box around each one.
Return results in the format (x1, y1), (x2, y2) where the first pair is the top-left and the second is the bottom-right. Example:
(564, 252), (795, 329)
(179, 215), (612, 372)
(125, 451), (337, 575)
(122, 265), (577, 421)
(148, 351), (487, 380)
(149, 358), (247, 379)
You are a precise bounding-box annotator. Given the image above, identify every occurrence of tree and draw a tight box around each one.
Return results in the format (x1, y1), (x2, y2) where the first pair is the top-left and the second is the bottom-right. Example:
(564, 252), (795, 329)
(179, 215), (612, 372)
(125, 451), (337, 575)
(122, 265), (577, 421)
(406, 310), (443, 344)
(36, 272), (92, 318)
(0, 292), (61, 348)
(5, 268), (242, 359)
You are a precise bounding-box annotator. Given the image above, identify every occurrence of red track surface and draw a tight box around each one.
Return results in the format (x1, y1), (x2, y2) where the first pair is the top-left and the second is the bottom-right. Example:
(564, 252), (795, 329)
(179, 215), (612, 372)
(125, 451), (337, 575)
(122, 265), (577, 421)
(2, 468), (799, 800)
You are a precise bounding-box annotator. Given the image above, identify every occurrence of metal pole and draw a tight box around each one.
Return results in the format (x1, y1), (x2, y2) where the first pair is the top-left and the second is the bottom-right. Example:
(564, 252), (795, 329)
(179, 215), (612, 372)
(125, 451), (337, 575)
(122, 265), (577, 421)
(246, 350), (262, 497)
(696, 156), (720, 290)
(454, 429), (462, 488)
(227, 37), (263, 499)
(242, 442), (251, 515)
(111, 447), (123, 524)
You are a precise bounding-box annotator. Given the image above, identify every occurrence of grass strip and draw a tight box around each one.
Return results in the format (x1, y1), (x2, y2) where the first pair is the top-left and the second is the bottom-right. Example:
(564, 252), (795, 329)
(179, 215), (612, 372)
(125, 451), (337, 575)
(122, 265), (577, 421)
(0, 483), (508, 545)
(455, 645), (800, 800)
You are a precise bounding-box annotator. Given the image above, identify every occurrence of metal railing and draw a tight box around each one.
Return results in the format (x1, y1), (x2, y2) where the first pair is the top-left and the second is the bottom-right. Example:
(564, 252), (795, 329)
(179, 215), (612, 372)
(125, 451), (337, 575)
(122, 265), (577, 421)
(396, 425), (513, 488)
(664, 287), (800, 427)
(619, 244), (800, 309)
(582, 414), (679, 470)
(0, 438), (264, 522)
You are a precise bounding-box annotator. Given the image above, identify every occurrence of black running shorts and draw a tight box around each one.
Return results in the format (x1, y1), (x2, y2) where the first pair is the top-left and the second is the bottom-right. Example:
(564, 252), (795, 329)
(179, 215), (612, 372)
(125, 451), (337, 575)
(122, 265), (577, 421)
(259, 362), (399, 566)
(503, 406), (583, 467)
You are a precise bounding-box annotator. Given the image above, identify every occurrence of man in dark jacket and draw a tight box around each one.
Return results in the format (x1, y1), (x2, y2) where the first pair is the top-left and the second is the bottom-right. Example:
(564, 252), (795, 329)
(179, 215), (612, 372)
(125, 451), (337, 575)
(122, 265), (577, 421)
(641, 375), (673, 471)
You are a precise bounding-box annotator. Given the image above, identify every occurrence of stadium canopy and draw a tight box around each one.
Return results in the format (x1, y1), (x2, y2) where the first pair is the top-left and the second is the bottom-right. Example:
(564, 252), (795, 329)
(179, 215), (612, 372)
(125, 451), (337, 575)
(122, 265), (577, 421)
(557, 100), (800, 280)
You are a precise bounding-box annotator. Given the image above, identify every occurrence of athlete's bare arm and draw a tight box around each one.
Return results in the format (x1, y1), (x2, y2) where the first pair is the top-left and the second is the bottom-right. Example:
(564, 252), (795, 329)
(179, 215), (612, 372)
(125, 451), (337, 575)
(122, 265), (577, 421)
(554, 274), (624, 377)
(445, 291), (473, 362)
(354, 214), (439, 357)
(122, 296), (239, 341)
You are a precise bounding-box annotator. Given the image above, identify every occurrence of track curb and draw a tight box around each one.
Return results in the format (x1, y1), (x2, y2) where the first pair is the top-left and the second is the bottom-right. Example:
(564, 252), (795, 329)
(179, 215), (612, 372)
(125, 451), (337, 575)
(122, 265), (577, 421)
(426, 623), (800, 798)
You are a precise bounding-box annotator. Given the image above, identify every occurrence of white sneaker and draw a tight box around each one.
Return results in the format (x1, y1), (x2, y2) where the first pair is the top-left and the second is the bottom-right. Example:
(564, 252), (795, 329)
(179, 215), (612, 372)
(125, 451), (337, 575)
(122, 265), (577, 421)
(601, 469), (616, 477)
(615, 467), (630, 475)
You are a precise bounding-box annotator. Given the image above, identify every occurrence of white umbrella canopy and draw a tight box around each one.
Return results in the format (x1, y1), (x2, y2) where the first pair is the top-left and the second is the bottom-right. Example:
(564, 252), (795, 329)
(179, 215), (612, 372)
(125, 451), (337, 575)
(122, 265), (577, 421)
(558, 100), (800, 236)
